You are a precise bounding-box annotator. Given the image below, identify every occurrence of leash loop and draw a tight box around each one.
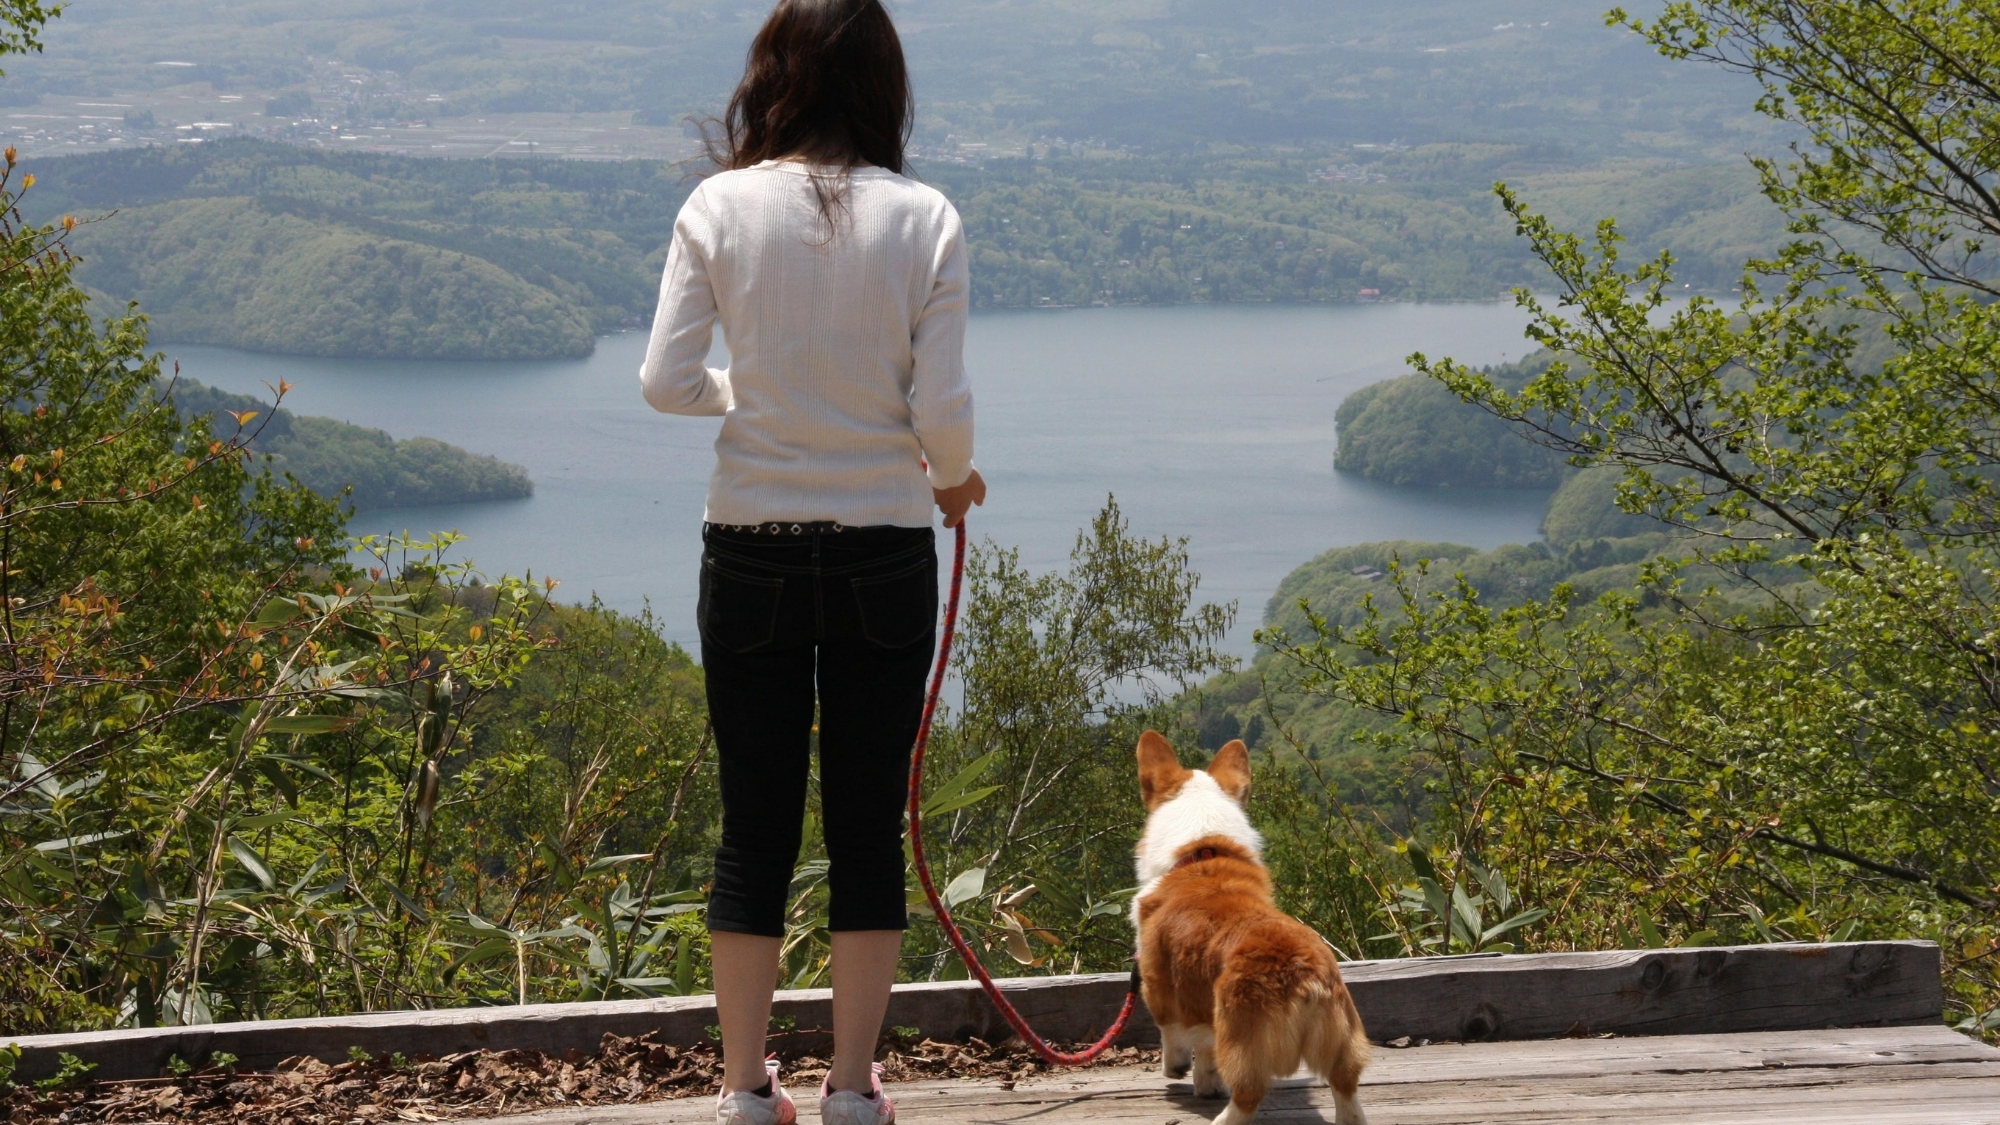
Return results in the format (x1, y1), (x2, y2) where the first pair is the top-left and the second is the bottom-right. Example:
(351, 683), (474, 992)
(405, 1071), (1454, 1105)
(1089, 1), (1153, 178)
(906, 520), (1139, 1067)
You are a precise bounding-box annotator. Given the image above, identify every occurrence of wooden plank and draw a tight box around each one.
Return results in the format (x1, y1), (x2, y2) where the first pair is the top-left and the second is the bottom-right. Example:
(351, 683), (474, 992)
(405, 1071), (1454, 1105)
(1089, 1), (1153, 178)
(1357, 1023), (1999, 1084)
(0, 972), (1151, 1082)
(1340, 1065), (2000, 1125)
(0, 942), (1939, 1082)
(1340, 940), (1943, 1042)
(479, 1026), (2000, 1124)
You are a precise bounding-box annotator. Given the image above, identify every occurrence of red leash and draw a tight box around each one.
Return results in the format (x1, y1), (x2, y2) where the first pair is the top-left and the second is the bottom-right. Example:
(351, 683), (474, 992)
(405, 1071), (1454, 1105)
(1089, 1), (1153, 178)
(905, 520), (1139, 1066)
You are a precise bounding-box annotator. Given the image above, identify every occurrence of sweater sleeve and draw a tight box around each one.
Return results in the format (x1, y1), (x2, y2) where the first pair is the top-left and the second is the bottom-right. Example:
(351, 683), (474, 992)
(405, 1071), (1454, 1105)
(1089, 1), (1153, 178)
(911, 204), (975, 489)
(640, 191), (731, 416)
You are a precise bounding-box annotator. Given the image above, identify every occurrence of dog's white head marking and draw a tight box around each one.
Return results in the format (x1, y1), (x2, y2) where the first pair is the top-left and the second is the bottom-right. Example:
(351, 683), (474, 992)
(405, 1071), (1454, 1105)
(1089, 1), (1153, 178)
(1135, 768), (1263, 887)
(1131, 733), (1262, 912)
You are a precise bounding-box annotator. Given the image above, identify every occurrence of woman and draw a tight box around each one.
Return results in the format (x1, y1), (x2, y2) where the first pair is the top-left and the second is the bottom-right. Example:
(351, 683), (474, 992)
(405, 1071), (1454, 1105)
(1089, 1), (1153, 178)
(640, 2), (983, 1123)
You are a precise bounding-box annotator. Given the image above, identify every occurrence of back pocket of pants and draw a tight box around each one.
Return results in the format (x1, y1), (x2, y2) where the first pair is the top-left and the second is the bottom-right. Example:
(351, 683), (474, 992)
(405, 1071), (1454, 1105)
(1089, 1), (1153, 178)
(851, 555), (937, 649)
(699, 559), (786, 654)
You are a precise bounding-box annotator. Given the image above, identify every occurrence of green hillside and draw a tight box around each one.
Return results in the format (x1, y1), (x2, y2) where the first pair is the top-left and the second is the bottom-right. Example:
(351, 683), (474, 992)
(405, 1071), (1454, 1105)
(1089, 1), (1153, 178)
(169, 380), (533, 507)
(1540, 465), (1673, 546)
(26, 140), (1786, 359)
(919, 151), (1785, 305)
(1189, 529), (1678, 823)
(81, 199), (595, 359)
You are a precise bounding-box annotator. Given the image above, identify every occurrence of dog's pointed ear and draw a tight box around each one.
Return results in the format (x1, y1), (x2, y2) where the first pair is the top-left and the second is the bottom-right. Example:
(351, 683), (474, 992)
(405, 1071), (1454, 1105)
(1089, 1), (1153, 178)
(1207, 739), (1251, 802)
(1136, 730), (1189, 810)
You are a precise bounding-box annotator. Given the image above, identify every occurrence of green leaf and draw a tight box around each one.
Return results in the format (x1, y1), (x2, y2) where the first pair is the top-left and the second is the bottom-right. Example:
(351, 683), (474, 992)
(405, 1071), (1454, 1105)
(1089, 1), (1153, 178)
(582, 853), (653, 875)
(236, 809), (300, 831)
(920, 785), (1000, 819)
(453, 912), (513, 936)
(254, 598), (306, 626)
(34, 829), (130, 852)
(1450, 884), (1482, 948)
(255, 757), (299, 807)
(921, 751), (998, 816)
(613, 976), (679, 995)
(1480, 908), (1549, 944)
(287, 858), (326, 897)
(1743, 902), (1777, 943)
(213, 935), (261, 972)
(444, 937), (514, 978)
(258, 754), (336, 785)
(1404, 840), (1438, 883)
(1416, 876), (1450, 927)
(537, 842), (574, 885)
(57, 771), (105, 799)
(1471, 862), (1511, 916)
(388, 886), (430, 924)
(1636, 909), (1664, 949)
(1956, 1009), (2000, 1034)
(227, 836), (276, 890)
(17, 752), (59, 801)
(943, 867), (987, 909)
(302, 875), (349, 903)
(262, 714), (353, 735)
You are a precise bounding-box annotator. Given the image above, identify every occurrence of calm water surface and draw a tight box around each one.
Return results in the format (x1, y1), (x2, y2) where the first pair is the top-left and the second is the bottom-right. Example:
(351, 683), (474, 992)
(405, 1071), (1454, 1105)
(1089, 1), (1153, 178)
(168, 303), (1550, 657)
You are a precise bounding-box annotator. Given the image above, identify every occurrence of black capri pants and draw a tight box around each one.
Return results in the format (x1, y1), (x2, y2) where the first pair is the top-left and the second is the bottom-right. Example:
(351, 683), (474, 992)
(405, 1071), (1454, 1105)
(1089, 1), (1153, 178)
(698, 522), (937, 937)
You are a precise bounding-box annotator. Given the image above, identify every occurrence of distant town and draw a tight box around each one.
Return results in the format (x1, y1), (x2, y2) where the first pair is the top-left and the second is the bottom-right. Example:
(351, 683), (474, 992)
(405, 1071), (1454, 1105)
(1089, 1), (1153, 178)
(2, 57), (1227, 171)
(0, 56), (703, 161)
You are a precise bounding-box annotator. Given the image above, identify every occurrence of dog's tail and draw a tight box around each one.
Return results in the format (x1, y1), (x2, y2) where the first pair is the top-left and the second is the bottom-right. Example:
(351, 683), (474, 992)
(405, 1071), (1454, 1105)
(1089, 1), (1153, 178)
(1212, 925), (1371, 1121)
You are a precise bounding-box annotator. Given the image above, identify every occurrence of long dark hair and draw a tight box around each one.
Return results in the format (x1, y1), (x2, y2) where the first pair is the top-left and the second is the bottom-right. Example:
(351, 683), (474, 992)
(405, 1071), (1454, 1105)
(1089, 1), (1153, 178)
(705, 0), (913, 230)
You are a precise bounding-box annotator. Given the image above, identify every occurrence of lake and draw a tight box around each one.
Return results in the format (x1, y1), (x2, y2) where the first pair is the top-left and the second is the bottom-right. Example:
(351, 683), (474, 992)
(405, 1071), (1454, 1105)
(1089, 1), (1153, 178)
(168, 303), (1551, 658)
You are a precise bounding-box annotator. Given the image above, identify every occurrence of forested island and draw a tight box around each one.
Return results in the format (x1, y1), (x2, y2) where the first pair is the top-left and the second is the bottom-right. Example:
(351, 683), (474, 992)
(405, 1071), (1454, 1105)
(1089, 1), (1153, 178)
(169, 380), (533, 508)
(1332, 352), (1568, 489)
(26, 140), (1785, 360)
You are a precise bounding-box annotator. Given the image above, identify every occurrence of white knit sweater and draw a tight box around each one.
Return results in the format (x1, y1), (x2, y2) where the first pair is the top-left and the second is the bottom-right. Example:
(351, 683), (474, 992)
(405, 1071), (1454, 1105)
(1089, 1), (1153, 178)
(639, 160), (975, 528)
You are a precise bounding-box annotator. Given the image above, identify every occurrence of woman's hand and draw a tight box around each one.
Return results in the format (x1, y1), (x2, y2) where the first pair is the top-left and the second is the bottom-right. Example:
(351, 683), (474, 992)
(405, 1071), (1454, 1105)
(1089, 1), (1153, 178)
(933, 467), (986, 529)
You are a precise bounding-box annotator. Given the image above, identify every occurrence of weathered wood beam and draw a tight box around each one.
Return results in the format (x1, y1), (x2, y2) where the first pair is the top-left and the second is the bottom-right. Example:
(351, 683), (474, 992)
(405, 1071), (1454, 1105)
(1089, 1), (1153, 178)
(0, 941), (1941, 1082)
(1338, 939), (1942, 1042)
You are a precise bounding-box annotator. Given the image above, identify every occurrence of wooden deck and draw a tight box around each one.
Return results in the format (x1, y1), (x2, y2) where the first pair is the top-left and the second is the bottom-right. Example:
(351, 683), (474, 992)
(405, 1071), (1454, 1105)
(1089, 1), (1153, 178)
(490, 1025), (2000, 1124)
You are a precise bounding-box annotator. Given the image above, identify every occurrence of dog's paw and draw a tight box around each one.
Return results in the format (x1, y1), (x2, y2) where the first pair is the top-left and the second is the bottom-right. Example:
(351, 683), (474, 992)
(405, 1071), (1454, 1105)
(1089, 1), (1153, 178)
(1191, 1048), (1226, 1098)
(1210, 1105), (1256, 1125)
(1163, 1058), (1190, 1080)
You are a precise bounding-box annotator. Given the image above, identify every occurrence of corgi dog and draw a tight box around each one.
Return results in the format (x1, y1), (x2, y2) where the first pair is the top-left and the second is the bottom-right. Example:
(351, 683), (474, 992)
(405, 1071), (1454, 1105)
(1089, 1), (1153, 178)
(1131, 731), (1369, 1125)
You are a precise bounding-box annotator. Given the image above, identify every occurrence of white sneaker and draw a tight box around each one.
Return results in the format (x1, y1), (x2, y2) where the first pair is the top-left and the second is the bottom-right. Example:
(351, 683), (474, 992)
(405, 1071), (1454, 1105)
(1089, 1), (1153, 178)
(819, 1062), (895, 1125)
(715, 1058), (796, 1125)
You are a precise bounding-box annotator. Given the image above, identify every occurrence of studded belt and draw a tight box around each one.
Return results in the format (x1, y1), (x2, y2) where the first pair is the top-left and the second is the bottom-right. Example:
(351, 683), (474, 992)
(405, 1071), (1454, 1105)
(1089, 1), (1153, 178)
(704, 520), (847, 536)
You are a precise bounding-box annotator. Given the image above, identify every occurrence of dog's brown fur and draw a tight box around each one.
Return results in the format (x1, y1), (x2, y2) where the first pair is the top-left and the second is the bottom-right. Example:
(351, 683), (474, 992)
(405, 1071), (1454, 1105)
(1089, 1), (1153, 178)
(1133, 732), (1369, 1125)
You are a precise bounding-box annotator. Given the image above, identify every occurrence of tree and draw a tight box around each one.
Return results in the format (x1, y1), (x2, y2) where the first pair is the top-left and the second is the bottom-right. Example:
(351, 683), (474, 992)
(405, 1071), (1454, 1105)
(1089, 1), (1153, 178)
(0, 1), (714, 1029)
(896, 499), (1235, 982)
(0, 0), (55, 73)
(1270, 0), (2000, 1035)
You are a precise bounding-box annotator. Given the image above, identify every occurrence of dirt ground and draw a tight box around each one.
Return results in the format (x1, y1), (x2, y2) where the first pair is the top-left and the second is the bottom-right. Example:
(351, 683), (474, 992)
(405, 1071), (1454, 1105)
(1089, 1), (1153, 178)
(3, 1031), (1160, 1125)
